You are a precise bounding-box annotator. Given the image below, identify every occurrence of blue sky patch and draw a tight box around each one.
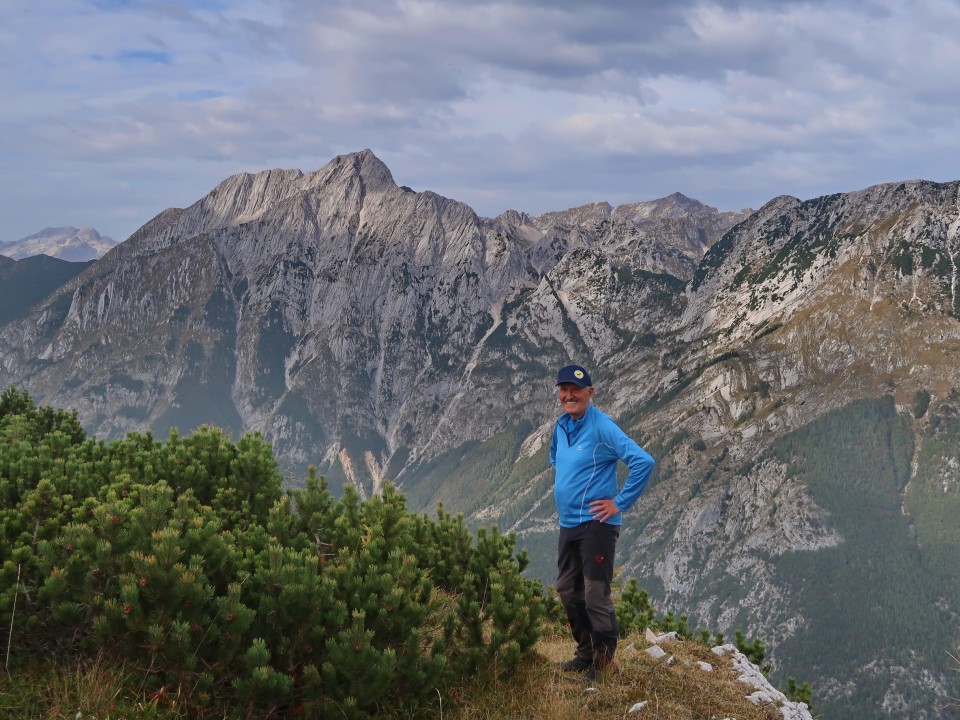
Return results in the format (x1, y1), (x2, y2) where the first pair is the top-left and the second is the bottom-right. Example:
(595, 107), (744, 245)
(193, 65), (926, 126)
(178, 89), (226, 101)
(91, 50), (172, 65)
(115, 49), (172, 64)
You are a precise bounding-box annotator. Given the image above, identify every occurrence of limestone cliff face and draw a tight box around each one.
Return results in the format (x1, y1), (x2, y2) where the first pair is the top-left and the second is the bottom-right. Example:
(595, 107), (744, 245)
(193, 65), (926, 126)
(2, 153), (958, 718)
(0, 149), (737, 473)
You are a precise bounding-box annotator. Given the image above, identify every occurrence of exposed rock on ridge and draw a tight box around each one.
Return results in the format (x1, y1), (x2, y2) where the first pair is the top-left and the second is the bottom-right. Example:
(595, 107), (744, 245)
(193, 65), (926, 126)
(0, 149), (739, 472)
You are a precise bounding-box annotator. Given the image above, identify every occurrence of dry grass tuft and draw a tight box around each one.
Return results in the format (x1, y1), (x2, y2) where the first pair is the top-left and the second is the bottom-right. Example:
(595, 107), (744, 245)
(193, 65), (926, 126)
(444, 628), (784, 720)
(0, 655), (175, 720)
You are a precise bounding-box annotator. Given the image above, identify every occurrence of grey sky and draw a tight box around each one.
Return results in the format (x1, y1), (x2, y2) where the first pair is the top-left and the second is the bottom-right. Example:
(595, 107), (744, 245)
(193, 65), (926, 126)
(2, 0), (959, 244)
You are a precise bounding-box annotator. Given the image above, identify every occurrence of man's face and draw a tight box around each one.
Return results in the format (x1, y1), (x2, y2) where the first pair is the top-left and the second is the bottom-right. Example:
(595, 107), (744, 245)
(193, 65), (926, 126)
(557, 382), (594, 420)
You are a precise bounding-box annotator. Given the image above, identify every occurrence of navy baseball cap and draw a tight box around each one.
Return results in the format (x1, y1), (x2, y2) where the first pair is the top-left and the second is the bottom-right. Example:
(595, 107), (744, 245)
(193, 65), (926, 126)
(556, 364), (592, 388)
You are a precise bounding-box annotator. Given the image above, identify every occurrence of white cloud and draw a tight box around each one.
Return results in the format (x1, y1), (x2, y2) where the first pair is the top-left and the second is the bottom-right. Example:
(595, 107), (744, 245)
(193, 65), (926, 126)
(1, 0), (959, 243)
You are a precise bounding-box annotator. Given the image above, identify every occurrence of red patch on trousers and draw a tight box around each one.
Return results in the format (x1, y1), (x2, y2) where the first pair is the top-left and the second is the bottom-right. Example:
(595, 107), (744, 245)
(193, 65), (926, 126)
(595, 554), (604, 563)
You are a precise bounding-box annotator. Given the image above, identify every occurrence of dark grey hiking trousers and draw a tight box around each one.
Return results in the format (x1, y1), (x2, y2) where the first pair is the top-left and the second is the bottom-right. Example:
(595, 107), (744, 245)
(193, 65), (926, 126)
(556, 521), (620, 667)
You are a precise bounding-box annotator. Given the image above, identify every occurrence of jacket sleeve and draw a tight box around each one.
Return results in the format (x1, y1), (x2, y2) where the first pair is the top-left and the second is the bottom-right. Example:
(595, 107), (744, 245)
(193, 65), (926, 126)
(602, 419), (655, 512)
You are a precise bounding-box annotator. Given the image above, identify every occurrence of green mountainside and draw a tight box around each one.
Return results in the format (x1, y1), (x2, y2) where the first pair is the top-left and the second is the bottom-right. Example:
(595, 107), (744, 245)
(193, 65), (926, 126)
(0, 255), (93, 326)
(767, 398), (956, 719)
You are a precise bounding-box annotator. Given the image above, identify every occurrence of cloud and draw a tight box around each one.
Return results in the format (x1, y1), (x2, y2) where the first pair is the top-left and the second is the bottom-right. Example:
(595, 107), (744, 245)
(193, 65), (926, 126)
(1, 0), (959, 242)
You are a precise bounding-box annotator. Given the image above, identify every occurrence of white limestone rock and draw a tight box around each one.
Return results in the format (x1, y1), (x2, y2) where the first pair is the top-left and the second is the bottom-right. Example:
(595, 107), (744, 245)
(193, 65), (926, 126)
(712, 644), (813, 720)
(645, 644), (668, 660)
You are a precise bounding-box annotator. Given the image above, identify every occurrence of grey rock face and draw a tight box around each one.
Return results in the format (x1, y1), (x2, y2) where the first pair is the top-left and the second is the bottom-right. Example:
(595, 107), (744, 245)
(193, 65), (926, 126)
(0, 149), (735, 476)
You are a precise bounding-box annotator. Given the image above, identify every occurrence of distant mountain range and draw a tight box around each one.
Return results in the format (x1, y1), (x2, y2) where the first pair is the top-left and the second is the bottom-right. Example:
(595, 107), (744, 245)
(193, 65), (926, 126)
(1, 150), (958, 719)
(1, 226), (117, 262)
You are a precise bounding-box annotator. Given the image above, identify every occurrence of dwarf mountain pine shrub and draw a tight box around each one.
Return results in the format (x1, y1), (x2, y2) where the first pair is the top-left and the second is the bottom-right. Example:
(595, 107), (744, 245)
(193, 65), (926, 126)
(0, 388), (544, 719)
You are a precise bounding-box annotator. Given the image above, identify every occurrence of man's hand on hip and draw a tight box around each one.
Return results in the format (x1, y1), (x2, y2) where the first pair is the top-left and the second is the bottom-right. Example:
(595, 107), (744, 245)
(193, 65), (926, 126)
(589, 498), (619, 523)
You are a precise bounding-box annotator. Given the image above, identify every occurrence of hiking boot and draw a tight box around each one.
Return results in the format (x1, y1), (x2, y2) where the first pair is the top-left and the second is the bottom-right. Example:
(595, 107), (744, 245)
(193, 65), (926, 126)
(560, 657), (592, 672)
(583, 660), (618, 684)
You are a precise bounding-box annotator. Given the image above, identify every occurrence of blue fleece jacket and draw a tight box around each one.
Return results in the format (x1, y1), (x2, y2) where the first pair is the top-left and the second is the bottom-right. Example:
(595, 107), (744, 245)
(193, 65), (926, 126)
(550, 403), (655, 528)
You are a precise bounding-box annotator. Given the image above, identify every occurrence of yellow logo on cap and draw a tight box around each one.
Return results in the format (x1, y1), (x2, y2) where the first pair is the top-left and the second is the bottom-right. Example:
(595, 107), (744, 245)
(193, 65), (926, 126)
(574, 370), (584, 379)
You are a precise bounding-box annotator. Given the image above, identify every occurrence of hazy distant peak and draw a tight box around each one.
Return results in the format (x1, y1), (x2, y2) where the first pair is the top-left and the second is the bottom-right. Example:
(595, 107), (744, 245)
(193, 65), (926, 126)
(2, 226), (117, 261)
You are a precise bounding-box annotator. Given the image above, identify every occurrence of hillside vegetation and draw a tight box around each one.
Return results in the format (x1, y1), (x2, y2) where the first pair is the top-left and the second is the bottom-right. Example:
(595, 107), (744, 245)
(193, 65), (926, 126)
(1, 388), (817, 719)
(0, 388), (542, 718)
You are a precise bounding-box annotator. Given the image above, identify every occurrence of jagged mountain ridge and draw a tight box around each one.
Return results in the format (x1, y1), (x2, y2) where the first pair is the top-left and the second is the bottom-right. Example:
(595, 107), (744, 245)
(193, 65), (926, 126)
(1, 151), (958, 718)
(0, 150), (744, 471)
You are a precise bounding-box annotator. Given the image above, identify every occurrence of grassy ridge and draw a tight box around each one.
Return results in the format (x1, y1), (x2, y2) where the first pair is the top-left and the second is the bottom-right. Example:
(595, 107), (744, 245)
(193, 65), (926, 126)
(2, 626), (803, 720)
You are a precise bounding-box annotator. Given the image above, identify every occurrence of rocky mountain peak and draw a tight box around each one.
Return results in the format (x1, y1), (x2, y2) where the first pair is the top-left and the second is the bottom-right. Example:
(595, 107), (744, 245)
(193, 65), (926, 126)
(534, 200), (613, 228)
(308, 148), (397, 193)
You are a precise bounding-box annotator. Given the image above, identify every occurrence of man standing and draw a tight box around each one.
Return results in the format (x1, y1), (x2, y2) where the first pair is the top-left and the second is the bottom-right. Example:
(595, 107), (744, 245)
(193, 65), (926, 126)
(550, 364), (656, 678)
